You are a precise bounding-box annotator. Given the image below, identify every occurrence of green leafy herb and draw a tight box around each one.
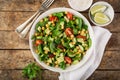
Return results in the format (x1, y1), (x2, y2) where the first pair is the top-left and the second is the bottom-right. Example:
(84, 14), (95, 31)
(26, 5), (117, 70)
(22, 63), (42, 80)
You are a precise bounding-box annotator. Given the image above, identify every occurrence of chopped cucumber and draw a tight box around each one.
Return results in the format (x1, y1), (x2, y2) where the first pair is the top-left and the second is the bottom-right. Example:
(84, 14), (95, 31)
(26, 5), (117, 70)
(43, 46), (50, 51)
(76, 18), (82, 30)
(67, 52), (76, 57)
(77, 38), (84, 43)
(78, 45), (84, 52)
(69, 42), (74, 48)
(72, 60), (79, 65)
(47, 58), (52, 63)
(88, 38), (92, 48)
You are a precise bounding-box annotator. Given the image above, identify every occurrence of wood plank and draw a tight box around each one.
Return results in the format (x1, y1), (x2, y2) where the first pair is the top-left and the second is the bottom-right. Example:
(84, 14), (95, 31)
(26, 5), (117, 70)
(0, 31), (119, 50)
(0, 12), (120, 32)
(0, 50), (119, 69)
(0, 69), (59, 80)
(0, 12), (35, 31)
(0, 0), (36, 11)
(88, 71), (120, 80)
(0, 69), (120, 80)
(0, 0), (120, 12)
(0, 50), (35, 69)
(0, 31), (29, 49)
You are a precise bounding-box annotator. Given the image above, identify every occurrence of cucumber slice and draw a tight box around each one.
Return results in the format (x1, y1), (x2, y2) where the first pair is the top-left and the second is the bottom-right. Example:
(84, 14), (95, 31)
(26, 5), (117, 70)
(47, 58), (52, 63)
(72, 60), (79, 65)
(77, 38), (84, 44)
(88, 38), (92, 48)
(67, 52), (76, 57)
(69, 43), (74, 48)
(56, 53), (64, 64)
(78, 45), (84, 52)
(43, 46), (50, 51)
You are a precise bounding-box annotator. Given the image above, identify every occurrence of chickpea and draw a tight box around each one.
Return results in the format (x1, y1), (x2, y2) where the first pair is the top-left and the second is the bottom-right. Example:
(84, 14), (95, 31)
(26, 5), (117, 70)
(55, 61), (58, 64)
(65, 11), (68, 14)
(40, 19), (43, 22)
(78, 31), (81, 34)
(36, 50), (39, 53)
(49, 14), (52, 17)
(42, 27), (45, 30)
(35, 32), (39, 36)
(55, 65), (59, 68)
(53, 52), (56, 55)
(70, 35), (74, 39)
(46, 63), (50, 66)
(45, 51), (48, 54)
(46, 24), (49, 28)
(52, 23), (55, 26)
(76, 46), (79, 49)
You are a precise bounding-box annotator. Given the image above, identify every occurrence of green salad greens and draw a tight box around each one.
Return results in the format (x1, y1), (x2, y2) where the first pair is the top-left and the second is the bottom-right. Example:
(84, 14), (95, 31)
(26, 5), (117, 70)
(32, 12), (92, 69)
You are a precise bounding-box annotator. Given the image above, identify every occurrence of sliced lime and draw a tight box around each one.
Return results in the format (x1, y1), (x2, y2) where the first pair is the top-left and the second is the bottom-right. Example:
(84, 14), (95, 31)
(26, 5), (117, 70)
(94, 12), (110, 24)
(90, 5), (107, 15)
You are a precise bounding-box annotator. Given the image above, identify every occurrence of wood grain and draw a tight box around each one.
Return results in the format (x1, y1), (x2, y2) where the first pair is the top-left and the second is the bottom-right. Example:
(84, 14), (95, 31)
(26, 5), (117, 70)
(88, 71), (120, 80)
(0, 0), (120, 12)
(0, 69), (119, 80)
(0, 50), (119, 69)
(0, 0), (120, 80)
(0, 12), (120, 32)
(0, 69), (59, 80)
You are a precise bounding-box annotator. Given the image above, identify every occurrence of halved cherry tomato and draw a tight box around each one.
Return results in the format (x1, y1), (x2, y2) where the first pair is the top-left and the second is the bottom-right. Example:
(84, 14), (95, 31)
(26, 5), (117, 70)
(35, 39), (44, 46)
(57, 44), (64, 49)
(76, 35), (86, 40)
(66, 12), (73, 20)
(65, 28), (73, 36)
(65, 57), (72, 64)
(49, 16), (57, 21)
(49, 54), (55, 58)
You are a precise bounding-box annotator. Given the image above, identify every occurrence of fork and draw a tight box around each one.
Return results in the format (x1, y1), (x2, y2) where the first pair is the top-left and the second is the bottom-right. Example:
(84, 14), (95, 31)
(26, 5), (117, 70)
(15, 0), (54, 38)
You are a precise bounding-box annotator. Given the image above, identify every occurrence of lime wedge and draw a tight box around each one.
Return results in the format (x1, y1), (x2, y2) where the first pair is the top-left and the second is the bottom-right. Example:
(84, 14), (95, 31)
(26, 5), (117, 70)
(94, 12), (110, 24)
(90, 5), (107, 15)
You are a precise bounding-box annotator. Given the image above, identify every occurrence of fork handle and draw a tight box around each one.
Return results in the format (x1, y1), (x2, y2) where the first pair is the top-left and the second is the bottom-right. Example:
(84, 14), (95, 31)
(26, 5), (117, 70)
(19, 11), (42, 38)
(15, 10), (39, 33)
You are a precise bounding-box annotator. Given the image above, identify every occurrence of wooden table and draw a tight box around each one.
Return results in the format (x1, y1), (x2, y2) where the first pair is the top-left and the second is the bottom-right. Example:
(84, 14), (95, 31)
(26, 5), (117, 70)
(0, 0), (120, 80)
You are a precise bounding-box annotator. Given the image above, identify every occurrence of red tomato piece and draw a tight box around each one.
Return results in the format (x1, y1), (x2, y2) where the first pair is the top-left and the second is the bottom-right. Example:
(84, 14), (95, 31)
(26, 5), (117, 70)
(76, 35), (86, 40)
(65, 57), (72, 64)
(66, 12), (73, 20)
(35, 40), (44, 46)
(65, 28), (73, 36)
(49, 16), (57, 21)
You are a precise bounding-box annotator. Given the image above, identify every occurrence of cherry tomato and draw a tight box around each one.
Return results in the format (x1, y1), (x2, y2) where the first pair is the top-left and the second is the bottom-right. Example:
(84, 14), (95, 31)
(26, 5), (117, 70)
(76, 35), (86, 40)
(65, 57), (72, 64)
(49, 16), (57, 21)
(66, 12), (73, 20)
(35, 40), (43, 46)
(57, 44), (64, 49)
(65, 28), (73, 36)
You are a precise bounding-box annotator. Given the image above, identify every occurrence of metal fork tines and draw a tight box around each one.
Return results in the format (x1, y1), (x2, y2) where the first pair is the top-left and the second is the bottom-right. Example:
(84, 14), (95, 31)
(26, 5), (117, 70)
(42, 0), (54, 9)
(15, 0), (54, 38)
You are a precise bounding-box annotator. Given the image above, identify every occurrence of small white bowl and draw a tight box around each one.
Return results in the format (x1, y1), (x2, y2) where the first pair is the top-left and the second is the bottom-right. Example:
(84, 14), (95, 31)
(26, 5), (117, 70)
(68, 0), (93, 11)
(29, 8), (95, 72)
(89, 1), (114, 26)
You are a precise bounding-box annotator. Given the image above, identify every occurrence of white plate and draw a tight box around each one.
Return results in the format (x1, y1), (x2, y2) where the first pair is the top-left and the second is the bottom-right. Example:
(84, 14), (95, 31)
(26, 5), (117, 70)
(68, 0), (93, 11)
(89, 1), (114, 26)
(29, 8), (95, 72)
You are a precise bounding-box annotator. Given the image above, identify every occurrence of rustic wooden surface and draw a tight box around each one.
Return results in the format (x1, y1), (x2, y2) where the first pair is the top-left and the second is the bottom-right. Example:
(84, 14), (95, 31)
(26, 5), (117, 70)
(0, 0), (120, 80)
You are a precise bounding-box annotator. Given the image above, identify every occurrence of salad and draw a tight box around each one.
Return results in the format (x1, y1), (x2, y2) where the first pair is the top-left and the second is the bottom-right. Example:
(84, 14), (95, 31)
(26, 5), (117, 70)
(31, 12), (92, 69)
